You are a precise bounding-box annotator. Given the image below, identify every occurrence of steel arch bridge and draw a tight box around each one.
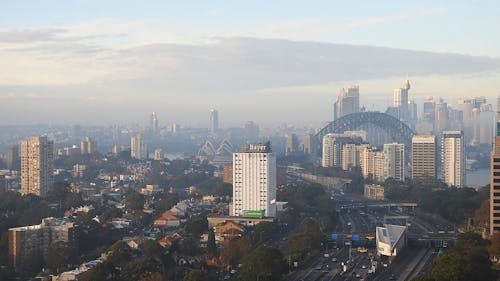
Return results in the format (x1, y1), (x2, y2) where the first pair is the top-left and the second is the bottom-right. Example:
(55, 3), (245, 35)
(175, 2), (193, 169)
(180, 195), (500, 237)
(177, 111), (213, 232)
(316, 112), (416, 151)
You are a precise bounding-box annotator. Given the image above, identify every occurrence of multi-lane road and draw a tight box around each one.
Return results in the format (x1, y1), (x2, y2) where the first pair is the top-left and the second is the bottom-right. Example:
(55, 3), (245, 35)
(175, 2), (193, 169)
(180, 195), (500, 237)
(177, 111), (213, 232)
(286, 192), (457, 281)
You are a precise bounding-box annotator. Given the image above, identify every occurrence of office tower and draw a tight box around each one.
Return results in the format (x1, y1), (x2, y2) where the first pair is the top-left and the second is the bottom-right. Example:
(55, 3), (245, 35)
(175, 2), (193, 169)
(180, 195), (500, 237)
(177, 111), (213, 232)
(491, 98), (500, 234)
(393, 80), (410, 122)
(232, 142), (276, 217)
(150, 112), (159, 134)
(244, 121), (260, 140)
(423, 97), (436, 124)
(479, 104), (495, 144)
(412, 135), (437, 182)
(209, 108), (219, 134)
(333, 86), (360, 120)
(9, 217), (75, 269)
(442, 131), (465, 187)
(408, 100), (417, 129)
(154, 148), (164, 160)
(80, 137), (96, 154)
(302, 134), (316, 155)
(6, 144), (19, 170)
(131, 133), (148, 160)
(471, 108), (481, 145)
(285, 133), (299, 155)
(434, 99), (448, 132)
(384, 143), (405, 181)
(21, 136), (54, 197)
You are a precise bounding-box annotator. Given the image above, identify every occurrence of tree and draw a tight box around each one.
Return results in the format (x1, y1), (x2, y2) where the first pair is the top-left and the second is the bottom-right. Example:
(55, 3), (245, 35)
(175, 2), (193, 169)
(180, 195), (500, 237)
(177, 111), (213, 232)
(240, 246), (287, 281)
(107, 241), (134, 267)
(220, 237), (252, 266)
(474, 199), (489, 230)
(489, 232), (500, 258)
(184, 269), (218, 281)
(426, 247), (495, 281)
(46, 241), (78, 274)
(207, 229), (217, 255)
(126, 192), (146, 211)
(183, 214), (208, 237)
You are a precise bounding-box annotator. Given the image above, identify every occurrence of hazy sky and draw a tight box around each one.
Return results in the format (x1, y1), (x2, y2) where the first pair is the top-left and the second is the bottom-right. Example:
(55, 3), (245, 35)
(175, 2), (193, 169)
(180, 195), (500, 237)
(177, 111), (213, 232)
(1, 0), (500, 127)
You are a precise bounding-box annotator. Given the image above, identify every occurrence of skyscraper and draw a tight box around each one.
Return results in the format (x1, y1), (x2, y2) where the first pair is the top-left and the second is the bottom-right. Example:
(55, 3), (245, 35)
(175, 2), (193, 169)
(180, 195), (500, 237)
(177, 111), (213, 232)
(434, 99), (448, 132)
(131, 133), (148, 160)
(411, 135), (437, 182)
(384, 143), (405, 181)
(80, 137), (96, 154)
(333, 86), (360, 120)
(150, 112), (159, 134)
(393, 80), (410, 122)
(490, 98), (500, 234)
(6, 144), (19, 170)
(285, 133), (299, 155)
(209, 108), (219, 134)
(232, 142), (276, 217)
(442, 131), (465, 187)
(21, 136), (54, 197)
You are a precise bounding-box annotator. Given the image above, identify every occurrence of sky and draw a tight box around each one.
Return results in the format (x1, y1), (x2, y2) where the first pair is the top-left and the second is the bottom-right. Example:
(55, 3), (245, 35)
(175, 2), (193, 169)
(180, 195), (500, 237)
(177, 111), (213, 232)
(1, 0), (500, 127)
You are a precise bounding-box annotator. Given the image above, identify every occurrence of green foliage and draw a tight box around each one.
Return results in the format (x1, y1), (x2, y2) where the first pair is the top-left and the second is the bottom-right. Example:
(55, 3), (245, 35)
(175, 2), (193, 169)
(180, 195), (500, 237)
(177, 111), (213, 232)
(183, 269), (218, 281)
(125, 191), (146, 211)
(207, 229), (217, 255)
(414, 232), (495, 281)
(46, 241), (79, 274)
(251, 221), (279, 243)
(220, 237), (252, 266)
(183, 213), (208, 238)
(286, 218), (324, 260)
(385, 182), (489, 225)
(240, 246), (287, 281)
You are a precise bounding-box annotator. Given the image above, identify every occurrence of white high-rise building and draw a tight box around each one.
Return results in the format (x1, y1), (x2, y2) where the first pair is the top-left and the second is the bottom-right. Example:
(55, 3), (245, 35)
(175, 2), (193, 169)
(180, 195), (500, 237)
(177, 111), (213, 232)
(232, 142), (276, 217)
(361, 148), (386, 182)
(341, 143), (369, 171)
(21, 136), (54, 197)
(209, 108), (219, 134)
(442, 131), (465, 187)
(384, 143), (405, 181)
(322, 133), (361, 168)
(333, 86), (360, 120)
(131, 133), (148, 160)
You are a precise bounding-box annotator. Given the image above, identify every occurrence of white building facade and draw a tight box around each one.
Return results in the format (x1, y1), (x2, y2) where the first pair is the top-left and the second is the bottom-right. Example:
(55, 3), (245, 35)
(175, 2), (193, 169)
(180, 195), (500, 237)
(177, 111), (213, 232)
(442, 131), (465, 187)
(232, 143), (276, 218)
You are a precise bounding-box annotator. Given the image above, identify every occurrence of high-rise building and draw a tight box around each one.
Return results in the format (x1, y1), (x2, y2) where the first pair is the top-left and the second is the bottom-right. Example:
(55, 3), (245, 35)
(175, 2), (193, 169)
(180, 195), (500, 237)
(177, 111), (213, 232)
(491, 99), (500, 234)
(434, 99), (448, 132)
(341, 143), (369, 171)
(209, 108), (219, 134)
(302, 134), (316, 155)
(411, 135), (437, 182)
(80, 137), (96, 154)
(21, 136), (54, 197)
(150, 112), (159, 134)
(9, 217), (76, 269)
(131, 133), (148, 160)
(154, 148), (164, 160)
(384, 143), (405, 181)
(6, 144), (19, 170)
(285, 133), (299, 155)
(322, 133), (362, 168)
(479, 104), (495, 145)
(442, 131), (465, 187)
(333, 86), (360, 120)
(232, 142), (276, 217)
(393, 80), (410, 122)
(361, 148), (387, 182)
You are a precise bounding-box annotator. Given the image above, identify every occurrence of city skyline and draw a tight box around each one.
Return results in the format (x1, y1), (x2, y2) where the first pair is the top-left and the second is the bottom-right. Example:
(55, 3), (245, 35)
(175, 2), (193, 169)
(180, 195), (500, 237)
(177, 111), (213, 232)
(1, 1), (500, 126)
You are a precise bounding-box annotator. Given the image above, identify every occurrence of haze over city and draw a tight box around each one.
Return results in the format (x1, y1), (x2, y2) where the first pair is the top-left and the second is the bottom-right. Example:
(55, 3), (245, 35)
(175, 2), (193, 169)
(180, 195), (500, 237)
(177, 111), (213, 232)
(1, 0), (500, 126)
